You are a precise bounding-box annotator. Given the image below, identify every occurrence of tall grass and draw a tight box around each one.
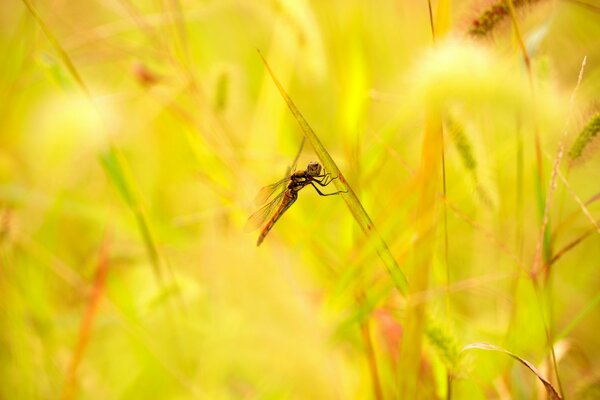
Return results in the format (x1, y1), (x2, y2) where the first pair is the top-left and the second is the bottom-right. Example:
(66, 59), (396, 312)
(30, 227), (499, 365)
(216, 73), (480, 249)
(1, 0), (599, 398)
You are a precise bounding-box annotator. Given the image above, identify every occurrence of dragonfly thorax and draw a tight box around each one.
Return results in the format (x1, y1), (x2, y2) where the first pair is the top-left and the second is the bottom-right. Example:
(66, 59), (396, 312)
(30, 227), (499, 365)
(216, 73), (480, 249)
(306, 162), (322, 176)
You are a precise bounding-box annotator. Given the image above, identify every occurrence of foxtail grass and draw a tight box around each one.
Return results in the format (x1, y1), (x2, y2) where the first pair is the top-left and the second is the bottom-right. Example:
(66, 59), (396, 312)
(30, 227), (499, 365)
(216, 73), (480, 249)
(446, 118), (495, 209)
(467, 0), (545, 38)
(568, 112), (600, 161)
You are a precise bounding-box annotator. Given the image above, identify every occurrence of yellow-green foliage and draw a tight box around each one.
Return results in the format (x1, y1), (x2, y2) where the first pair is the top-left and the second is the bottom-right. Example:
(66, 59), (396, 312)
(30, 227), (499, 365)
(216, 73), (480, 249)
(1, 0), (599, 399)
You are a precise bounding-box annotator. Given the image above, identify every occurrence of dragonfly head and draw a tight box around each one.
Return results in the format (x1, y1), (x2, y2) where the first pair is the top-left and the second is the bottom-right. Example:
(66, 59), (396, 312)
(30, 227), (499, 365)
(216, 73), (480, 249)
(306, 162), (322, 176)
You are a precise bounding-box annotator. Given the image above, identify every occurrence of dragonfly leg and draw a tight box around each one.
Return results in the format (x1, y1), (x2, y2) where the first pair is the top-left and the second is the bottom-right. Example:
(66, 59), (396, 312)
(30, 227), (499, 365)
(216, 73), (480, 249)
(314, 174), (339, 186)
(309, 182), (347, 196)
(313, 178), (330, 187)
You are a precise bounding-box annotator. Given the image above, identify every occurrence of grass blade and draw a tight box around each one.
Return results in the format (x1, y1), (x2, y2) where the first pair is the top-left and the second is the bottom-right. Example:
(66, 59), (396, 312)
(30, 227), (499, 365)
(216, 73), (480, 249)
(555, 292), (600, 342)
(100, 145), (162, 281)
(257, 50), (408, 295)
(62, 239), (110, 400)
(461, 342), (562, 400)
(21, 0), (90, 96)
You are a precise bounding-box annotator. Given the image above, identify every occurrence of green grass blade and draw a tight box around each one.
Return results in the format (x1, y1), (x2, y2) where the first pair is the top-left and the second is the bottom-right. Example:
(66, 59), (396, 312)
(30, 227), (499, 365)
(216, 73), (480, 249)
(100, 145), (162, 281)
(21, 0), (90, 96)
(555, 292), (600, 342)
(258, 50), (408, 295)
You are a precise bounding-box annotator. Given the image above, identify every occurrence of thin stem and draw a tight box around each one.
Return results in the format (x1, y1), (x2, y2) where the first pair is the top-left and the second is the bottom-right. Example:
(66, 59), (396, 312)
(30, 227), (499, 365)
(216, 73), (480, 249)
(441, 122), (451, 321)
(360, 317), (384, 400)
(427, 0), (436, 41)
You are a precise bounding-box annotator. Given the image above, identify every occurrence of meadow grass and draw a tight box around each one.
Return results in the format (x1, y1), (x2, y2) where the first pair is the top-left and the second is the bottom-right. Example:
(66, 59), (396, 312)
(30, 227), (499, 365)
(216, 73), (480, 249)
(1, 0), (599, 399)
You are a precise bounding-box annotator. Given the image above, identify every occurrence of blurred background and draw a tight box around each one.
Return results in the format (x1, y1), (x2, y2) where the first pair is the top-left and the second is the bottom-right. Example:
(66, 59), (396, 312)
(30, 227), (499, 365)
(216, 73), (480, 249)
(0, 0), (599, 398)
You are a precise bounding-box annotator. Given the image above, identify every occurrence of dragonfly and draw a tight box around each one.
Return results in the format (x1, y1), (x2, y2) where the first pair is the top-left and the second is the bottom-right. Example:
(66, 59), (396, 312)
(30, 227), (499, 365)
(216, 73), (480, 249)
(246, 138), (346, 246)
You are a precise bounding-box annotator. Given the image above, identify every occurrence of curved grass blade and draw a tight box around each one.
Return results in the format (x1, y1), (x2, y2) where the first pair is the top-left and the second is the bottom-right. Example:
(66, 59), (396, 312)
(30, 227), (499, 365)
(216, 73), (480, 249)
(258, 50), (408, 295)
(460, 342), (562, 400)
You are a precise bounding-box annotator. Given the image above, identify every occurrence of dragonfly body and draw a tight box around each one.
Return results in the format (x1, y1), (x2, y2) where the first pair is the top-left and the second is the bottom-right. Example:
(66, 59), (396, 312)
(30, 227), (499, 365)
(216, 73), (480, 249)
(256, 187), (297, 246)
(257, 165), (317, 246)
(247, 161), (345, 246)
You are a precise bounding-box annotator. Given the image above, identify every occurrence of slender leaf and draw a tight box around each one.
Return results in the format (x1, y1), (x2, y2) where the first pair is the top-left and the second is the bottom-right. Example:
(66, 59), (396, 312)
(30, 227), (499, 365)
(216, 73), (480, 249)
(100, 145), (162, 281)
(461, 342), (562, 400)
(21, 0), (90, 96)
(556, 292), (600, 342)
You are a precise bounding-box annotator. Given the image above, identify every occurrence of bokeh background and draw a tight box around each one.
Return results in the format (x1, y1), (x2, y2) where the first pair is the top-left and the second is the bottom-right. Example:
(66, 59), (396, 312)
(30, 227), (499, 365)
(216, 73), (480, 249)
(1, 0), (599, 398)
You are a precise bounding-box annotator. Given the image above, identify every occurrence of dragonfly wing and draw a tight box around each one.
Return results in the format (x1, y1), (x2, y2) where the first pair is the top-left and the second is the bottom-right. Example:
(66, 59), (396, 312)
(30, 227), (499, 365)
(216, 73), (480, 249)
(284, 136), (305, 178)
(244, 190), (285, 232)
(253, 137), (305, 206)
(254, 176), (290, 205)
(248, 138), (305, 236)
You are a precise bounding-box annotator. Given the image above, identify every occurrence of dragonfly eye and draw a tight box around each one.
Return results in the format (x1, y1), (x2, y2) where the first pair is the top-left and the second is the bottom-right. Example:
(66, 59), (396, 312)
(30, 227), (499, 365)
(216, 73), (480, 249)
(307, 162), (321, 176)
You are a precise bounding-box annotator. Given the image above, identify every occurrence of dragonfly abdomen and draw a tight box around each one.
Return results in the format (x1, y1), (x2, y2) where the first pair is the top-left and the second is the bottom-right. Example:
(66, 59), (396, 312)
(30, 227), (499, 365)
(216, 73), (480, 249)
(256, 190), (298, 246)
